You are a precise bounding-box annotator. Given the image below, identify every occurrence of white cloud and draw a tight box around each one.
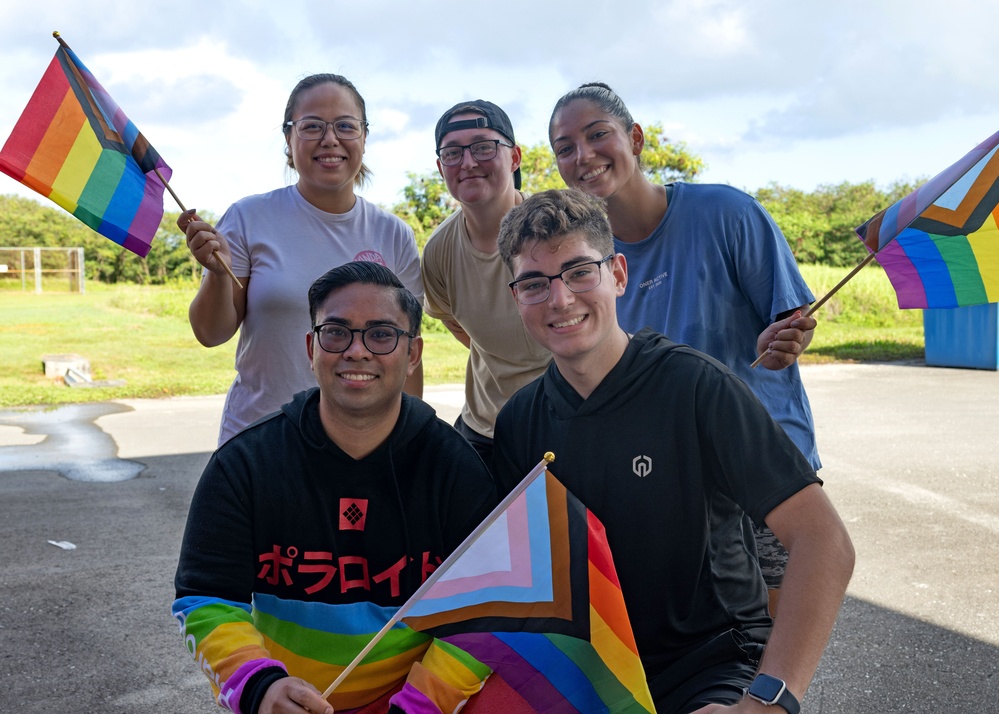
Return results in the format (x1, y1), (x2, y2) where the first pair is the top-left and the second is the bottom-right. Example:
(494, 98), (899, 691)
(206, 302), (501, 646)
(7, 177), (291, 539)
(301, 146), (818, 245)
(2, 0), (997, 213)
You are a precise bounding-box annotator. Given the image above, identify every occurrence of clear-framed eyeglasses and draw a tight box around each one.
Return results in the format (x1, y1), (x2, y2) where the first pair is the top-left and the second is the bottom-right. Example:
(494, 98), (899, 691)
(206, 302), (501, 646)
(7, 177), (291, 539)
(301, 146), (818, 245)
(508, 255), (615, 305)
(436, 139), (512, 167)
(313, 323), (415, 355)
(286, 118), (368, 141)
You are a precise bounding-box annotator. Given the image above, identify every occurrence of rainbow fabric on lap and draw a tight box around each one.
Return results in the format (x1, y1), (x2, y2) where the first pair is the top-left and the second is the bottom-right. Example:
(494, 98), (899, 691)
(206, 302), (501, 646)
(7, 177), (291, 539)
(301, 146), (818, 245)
(173, 594), (486, 712)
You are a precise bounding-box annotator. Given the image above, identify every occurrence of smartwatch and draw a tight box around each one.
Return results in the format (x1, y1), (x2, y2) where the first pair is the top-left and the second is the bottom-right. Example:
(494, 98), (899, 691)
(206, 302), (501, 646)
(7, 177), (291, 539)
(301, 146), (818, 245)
(746, 673), (800, 714)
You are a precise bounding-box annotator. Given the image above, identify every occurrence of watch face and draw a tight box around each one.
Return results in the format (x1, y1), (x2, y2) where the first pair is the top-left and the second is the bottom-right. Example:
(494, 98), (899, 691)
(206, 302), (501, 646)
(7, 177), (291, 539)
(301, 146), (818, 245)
(749, 674), (786, 703)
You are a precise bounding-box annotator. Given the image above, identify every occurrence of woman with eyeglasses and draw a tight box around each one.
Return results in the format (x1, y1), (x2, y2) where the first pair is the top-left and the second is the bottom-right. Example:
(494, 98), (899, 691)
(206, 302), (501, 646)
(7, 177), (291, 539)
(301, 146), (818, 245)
(180, 74), (423, 446)
(548, 82), (819, 616)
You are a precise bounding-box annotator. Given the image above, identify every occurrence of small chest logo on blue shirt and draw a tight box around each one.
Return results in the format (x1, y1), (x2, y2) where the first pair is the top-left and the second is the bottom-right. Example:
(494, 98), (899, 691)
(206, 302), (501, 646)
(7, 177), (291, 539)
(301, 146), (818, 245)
(637, 271), (669, 291)
(632, 455), (652, 478)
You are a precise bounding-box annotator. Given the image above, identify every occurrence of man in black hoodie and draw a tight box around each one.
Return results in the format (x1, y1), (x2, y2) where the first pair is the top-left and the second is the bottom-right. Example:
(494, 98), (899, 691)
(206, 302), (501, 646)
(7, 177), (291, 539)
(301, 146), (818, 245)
(174, 262), (496, 714)
(493, 189), (855, 714)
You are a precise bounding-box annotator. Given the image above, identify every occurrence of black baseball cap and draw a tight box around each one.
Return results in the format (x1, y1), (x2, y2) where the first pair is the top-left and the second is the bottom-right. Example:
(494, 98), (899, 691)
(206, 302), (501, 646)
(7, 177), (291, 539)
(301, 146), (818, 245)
(434, 100), (521, 190)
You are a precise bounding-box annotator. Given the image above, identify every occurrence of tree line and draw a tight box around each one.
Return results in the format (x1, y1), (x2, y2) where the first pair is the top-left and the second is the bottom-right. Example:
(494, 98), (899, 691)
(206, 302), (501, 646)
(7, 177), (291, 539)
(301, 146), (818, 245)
(0, 124), (921, 284)
(0, 194), (206, 285)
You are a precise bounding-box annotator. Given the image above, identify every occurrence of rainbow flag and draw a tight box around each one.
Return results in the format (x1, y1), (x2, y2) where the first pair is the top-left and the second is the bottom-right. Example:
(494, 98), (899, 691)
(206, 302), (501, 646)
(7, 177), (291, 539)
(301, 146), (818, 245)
(0, 39), (171, 257)
(857, 129), (999, 309)
(399, 471), (656, 713)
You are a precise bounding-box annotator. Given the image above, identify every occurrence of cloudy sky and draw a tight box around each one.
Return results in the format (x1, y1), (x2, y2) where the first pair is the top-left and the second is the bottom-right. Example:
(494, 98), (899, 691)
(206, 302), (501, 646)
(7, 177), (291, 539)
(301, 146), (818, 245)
(2, 0), (997, 218)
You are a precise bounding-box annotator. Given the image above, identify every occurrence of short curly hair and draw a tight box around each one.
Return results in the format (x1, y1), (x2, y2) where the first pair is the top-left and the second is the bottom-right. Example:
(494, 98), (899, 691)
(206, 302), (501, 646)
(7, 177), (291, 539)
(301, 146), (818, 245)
(497, 188), (613, 272)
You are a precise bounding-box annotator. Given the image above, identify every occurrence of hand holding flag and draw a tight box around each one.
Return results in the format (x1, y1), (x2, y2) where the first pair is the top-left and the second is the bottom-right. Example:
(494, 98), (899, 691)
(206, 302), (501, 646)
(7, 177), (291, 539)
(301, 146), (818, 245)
(752, 310), (817, 371)
(176, 209), (242, 288)
(752, 127), (999, 367)
(177, 209), (239, 283)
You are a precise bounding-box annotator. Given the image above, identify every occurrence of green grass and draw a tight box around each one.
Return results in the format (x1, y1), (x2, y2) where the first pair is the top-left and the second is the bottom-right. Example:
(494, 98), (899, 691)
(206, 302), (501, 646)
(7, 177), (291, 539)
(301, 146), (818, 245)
(0, 281), (470, 408)
(0, 284), (234, 407)
(798, 264), (925, 364)
(0, 265), (924, 408)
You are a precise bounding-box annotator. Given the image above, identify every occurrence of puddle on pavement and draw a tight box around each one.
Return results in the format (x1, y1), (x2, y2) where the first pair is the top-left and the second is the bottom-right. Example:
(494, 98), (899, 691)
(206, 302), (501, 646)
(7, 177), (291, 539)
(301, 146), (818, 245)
(0, 402), (145, 482)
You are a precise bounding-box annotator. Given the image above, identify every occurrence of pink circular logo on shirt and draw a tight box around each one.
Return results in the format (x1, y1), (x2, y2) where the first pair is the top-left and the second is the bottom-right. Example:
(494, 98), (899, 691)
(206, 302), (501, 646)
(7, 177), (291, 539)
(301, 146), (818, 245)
(354, 251), (386, 266)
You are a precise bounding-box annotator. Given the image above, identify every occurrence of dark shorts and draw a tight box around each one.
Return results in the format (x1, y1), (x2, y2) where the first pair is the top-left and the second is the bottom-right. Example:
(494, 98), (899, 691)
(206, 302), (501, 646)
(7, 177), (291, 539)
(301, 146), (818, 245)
(754, 523), (789, 589)
(453, 415), (493, 466)
(648, 628), (766, 713)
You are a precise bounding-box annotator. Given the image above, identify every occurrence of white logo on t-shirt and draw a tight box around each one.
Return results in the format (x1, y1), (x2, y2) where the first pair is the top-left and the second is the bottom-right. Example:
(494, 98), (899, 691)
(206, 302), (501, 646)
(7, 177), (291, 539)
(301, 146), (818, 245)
(637, 271), (668, 291)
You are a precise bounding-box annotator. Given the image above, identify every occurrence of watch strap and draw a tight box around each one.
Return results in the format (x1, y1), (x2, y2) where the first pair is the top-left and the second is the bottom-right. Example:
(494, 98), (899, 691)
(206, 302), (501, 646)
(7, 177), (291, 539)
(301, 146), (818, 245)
(774, 686), (800, 714)
(747, 674), (800, 714)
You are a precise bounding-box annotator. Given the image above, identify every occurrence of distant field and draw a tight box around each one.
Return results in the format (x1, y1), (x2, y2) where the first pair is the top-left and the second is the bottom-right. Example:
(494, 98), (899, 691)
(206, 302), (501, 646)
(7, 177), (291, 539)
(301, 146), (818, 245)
(0, 264), (923, 408)
(0, 281), (467, 408)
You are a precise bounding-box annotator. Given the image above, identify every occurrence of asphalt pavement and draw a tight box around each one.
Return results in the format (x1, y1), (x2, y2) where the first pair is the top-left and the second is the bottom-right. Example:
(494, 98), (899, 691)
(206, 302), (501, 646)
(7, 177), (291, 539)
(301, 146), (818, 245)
(1, 366), (997, 713)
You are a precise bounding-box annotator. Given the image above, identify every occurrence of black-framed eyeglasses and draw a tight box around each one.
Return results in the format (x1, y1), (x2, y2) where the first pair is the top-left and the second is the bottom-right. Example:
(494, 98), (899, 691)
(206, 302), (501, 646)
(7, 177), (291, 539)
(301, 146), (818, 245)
(313, 323), (415, 355)
(508, 255), (614, 305)
(436, 139), (512, 166)
(286, 118), (368, 141)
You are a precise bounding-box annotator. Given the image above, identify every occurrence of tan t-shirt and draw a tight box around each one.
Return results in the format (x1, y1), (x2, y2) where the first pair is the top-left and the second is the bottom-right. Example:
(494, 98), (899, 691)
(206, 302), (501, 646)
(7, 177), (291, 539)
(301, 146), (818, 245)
(422, 209), (551, 438)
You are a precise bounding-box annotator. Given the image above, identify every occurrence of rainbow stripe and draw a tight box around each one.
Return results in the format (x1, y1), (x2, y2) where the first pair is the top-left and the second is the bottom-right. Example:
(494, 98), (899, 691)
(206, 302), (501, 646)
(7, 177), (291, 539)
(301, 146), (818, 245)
(858, 130), (999, 309)
(402, 473), (656, 713)
(0, 43), (170, 257)
(173, 593), (486, 712)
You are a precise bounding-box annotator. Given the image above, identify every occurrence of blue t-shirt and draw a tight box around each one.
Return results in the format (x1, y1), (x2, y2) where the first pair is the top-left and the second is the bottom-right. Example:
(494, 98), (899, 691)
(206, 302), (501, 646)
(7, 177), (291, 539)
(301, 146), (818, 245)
(615, 182), (820, 469)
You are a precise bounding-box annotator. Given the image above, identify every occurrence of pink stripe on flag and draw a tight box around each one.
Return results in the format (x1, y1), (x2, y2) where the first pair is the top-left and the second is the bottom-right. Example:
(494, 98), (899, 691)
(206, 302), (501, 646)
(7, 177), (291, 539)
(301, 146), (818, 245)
(422, 493), (535, 599)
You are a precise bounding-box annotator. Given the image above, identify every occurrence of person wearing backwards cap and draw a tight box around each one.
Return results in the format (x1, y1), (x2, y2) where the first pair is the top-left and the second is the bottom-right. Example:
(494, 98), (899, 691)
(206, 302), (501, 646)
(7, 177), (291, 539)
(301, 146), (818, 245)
(420, 100), (551, 464)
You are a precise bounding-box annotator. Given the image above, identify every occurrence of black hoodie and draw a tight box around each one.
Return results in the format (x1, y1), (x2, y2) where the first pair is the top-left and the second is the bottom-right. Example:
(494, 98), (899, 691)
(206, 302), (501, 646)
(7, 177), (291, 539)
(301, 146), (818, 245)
(493, 328), (819, 695)
(174, 389), (496, 711)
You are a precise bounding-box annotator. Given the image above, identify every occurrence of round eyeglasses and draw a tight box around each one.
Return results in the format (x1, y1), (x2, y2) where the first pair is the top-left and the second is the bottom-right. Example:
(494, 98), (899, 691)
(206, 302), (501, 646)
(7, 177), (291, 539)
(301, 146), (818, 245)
(286, 118), (368, 141)
(436, 139), (512, 167)
(508, 255), (614, 305)
(313, 324), (415, 355)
